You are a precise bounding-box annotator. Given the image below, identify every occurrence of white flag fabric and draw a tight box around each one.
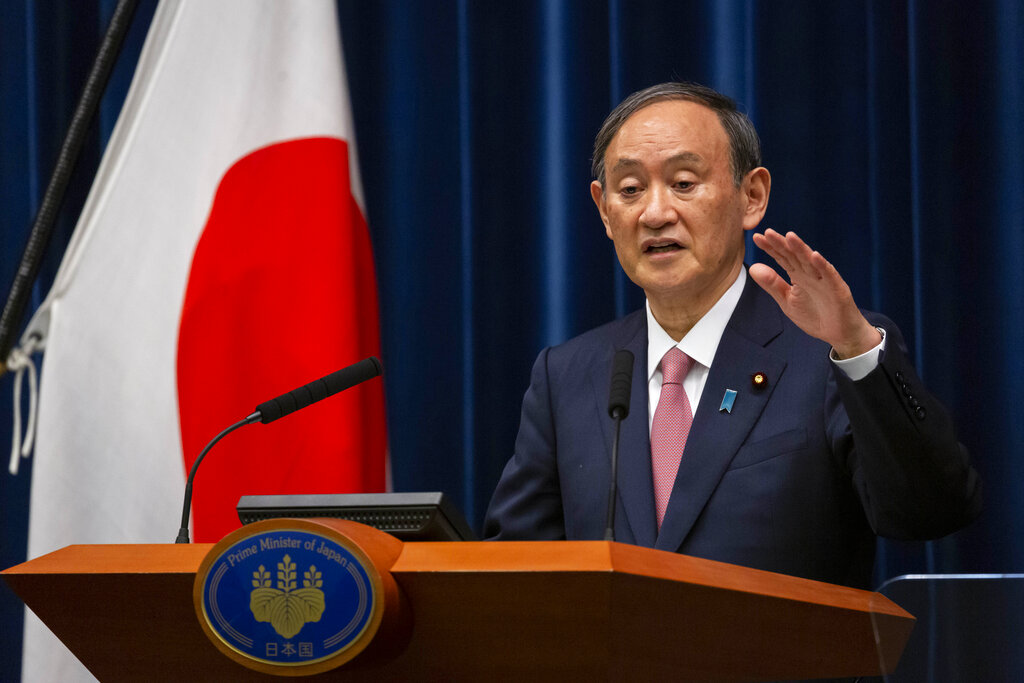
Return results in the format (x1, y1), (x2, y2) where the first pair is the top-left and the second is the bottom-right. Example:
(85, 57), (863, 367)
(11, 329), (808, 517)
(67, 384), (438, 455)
(18, 1), (386, 680)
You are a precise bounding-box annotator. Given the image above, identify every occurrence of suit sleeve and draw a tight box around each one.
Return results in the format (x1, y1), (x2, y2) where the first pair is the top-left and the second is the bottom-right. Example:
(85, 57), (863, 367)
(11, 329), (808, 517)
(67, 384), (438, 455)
(829, 314), (982, 540)
(482, 347), (567, 540)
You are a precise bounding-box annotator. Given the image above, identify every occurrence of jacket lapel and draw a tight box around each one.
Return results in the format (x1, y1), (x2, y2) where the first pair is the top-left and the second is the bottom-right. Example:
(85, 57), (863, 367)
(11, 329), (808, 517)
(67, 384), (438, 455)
(654, 278), (788, 552)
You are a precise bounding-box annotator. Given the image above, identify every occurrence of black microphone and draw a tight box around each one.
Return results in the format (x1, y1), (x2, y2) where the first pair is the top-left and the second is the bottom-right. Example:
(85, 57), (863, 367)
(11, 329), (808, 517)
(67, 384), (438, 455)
(608, 350), (634, 420)
(174, 356), (383, 543)
(255, 356), (382, 424)
(604, 350), (634, 541)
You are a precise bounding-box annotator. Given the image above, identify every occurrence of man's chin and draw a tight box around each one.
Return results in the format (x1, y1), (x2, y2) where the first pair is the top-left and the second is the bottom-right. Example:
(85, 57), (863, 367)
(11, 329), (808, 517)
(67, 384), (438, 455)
(634, 262), (698, 290)
(638, 277), (698, 302)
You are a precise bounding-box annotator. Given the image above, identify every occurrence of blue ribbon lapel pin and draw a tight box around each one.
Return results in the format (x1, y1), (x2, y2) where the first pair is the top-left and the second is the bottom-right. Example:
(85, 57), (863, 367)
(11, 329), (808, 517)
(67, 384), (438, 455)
(720, 389), (738, 413)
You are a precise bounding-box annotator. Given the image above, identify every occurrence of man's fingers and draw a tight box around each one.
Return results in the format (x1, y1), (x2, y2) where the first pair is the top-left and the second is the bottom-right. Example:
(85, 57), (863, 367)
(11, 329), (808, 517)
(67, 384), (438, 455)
(780, 231), (826, 279)
(753, 231), (798, 274)
(757, 230), (835, 284)
(748, 262), (790, 306)
(757, 229), (810, 277)
(796, 242), (843, 288)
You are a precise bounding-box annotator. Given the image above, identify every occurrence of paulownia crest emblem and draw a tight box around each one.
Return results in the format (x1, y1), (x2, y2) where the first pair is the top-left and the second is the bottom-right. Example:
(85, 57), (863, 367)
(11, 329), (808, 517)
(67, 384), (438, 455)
(249, 554), (326, 639)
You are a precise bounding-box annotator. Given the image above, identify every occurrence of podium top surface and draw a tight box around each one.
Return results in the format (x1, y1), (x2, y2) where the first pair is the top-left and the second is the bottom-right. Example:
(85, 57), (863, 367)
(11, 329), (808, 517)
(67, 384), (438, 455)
(5, 543), (213, 575)
(6, 539), (909, 617)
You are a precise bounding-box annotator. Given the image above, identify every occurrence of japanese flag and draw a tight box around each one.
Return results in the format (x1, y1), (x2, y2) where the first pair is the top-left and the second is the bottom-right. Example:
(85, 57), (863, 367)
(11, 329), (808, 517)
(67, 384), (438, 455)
(19, 1), (386, 680)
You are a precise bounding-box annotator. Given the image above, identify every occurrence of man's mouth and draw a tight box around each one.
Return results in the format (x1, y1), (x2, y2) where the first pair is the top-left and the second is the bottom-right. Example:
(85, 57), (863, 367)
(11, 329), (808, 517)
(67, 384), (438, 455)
(645, 242), (682, 254)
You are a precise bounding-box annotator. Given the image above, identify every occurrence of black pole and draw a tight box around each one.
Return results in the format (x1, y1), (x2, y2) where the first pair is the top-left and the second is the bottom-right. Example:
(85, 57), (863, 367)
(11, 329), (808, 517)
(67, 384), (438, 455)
(0, 0), (140, 375)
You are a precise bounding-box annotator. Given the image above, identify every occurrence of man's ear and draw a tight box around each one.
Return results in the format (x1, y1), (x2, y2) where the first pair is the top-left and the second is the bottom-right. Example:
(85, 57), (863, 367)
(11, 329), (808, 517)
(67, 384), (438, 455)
(741, 167), (771, 231)
(590, 180), (613, 239)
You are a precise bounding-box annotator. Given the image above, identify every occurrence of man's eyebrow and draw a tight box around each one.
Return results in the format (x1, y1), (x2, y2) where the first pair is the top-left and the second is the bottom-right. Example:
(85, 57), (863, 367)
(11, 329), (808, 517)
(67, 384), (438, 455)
(666, 152), (703, 165)
(609, 152), (704, 175)
(609, 158), (642, 174)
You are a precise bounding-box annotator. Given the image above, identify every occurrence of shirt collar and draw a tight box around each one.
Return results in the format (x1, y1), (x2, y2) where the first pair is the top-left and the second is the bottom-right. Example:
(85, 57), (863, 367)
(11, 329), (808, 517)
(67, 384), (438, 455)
(646, 267), (747, 380)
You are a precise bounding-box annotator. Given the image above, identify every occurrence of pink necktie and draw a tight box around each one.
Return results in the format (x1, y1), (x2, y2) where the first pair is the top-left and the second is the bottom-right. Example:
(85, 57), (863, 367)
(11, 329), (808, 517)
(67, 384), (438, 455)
(651, 347), (695, 530)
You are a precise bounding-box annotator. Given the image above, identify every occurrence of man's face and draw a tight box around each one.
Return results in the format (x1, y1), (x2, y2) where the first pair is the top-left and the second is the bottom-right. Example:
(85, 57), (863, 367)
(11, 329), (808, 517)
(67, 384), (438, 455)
(591, 99), (766, 312)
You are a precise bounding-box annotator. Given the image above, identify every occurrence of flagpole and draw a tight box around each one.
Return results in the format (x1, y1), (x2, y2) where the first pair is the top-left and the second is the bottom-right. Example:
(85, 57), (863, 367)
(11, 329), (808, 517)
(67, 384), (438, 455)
(0, 0), (139, 375)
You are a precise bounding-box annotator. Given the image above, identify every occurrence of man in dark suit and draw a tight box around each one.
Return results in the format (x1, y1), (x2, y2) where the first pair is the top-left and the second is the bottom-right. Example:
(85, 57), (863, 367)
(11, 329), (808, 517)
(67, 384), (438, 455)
(483, 82), (980, 589)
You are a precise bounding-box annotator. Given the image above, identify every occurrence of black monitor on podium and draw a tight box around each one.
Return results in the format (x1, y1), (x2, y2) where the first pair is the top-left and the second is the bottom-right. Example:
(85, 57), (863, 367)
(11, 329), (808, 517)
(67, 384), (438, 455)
(236, 491), (477, 542)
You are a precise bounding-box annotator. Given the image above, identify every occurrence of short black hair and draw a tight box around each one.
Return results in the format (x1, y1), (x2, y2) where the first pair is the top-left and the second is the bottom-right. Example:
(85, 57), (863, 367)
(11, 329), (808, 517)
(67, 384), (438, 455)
(592, 82), (762, 188)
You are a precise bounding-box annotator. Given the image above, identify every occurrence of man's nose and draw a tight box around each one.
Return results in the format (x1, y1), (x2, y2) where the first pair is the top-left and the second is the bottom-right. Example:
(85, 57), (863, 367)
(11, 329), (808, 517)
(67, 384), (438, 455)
(639, 185), (677, 229)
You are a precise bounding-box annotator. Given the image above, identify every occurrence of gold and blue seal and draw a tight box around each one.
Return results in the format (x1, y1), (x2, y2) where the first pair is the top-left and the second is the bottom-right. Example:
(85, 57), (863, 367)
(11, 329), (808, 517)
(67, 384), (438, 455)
(194, 518), (403, 676)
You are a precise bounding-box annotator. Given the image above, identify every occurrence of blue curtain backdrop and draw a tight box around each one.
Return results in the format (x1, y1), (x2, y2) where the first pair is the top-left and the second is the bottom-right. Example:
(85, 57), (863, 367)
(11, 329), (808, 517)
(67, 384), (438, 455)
(2, 1), (1022, 679)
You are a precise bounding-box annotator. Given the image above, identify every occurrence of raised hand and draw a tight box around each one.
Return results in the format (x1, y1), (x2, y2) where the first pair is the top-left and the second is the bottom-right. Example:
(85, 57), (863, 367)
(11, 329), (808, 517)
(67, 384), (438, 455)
(749, 229), (881, 359)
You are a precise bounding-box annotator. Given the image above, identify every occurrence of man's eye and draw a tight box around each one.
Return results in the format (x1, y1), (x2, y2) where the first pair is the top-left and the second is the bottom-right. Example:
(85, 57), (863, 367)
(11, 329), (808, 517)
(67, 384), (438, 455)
(675, 181), (693, 190)
(621, 185), (640, 196)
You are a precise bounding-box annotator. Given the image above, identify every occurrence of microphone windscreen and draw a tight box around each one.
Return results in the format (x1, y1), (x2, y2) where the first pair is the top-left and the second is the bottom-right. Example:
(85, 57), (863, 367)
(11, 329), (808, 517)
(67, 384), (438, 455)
(256, 356), (382, 424)
(324, 356), (382, 397)
(608, 350), (634, 419)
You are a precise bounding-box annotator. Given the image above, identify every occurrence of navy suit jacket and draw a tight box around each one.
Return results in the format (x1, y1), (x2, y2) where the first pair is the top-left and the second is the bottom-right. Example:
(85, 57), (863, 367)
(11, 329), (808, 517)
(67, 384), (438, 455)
(483, 276), (981, 588)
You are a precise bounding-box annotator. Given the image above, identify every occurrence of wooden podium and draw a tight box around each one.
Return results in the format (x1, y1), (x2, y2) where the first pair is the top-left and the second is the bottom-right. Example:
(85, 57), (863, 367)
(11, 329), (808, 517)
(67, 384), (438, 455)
(2, 524), (914, 681)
